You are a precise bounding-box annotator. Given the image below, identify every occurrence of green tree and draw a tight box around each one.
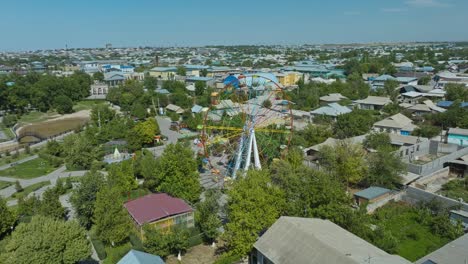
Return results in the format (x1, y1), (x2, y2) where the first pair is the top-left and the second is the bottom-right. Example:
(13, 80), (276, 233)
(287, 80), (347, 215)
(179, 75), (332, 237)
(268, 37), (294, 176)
(195, 189), (222, 244)
(363, 132), (391, 150)
(262, 99), (272, 109)
(93, 187), (131, 245)
(0, 197), (16, 237)
(39, 188), (66, 220)
(93, 72), (104, 82)
(15, 180), (23, 192)
(224, 170), (285, 256)
(200, 68), (208, 76)
(194, 81), (206, 96)
(445, 83), (468, 101)
(131, 102), (147, 119)
(143, 226), (172, 257)
(412, 125), (441, 138)
(70, 170), (105, 228)
(1, 216), (90, 264)
(318, 141), (368, 186)
(91, 104), (116, 126)
(417, 76), (431, 85)
(127, 118), (160, 150)
(152, 143), (201, 204)
(383, 80), (399, 102)
(63, 134), (101, 170)
(144, 76), (158, 89)
(54, 95), (74, 114)
(107, 159), (138, 192)
(176, 66), (186, 76)
(334, 109), (376, 138)
(365, 147), (405, 188)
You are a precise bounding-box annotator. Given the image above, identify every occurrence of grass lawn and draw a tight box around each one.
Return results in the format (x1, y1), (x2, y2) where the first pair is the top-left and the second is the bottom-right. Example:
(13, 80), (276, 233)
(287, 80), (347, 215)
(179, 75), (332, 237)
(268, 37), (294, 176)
(0, 181), (13, 190)
(373, 202), (452, 261)
(11, 180), (51, 200)
(103, 242), (132, 264)
(73, 100), (106, 112)
(18, 111), (59, 124)
(0, 158), (58, 179)
(440, 178), (468, 202)
(0, 152), (36, 167)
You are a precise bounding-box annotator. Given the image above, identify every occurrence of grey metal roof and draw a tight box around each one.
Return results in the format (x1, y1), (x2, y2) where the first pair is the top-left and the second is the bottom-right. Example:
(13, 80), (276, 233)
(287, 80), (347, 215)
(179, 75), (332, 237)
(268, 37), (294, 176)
(355, 96), (392, 106)
(254, 217), (411, 264)
(354, 187), (391, 200)
(415, 233), (468, 264)
(311, 103), (351, 117)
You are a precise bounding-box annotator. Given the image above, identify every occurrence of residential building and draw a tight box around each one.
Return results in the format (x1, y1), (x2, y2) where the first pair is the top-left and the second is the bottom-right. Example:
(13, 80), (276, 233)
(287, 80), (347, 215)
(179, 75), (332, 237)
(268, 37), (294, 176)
(166, 104), (184, 114)
(310, 103), (351, 121)
(185, 76), (215, 87)
(104, 72), (125, 87)
(250, 216), (411, 264)
(373, 113), (417, 135)
(354, 187), (391, 206)
(275, 71), (302, 87)
(355, 96), (392, 110)
(319, 93), (348, 104)
(448, 128), (468, 146)
(148, 66), (177, 80)
(124, 193), (194, 233)
(415, 233), (468, 264)
(117, 249), (165, 264)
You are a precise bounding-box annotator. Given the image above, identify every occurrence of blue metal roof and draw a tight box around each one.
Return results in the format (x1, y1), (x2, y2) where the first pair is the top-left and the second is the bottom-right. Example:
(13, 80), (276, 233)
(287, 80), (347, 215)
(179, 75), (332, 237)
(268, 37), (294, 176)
(117, 249), (164, 264)
(437, 101), (468, 108)
(186, 76), (214, 82)
(354, 187), (391, 200)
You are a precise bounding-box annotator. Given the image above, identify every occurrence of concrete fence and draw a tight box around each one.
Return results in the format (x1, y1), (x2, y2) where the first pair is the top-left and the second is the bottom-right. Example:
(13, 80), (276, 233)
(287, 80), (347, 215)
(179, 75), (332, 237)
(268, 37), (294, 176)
(402, 186), (468, 211)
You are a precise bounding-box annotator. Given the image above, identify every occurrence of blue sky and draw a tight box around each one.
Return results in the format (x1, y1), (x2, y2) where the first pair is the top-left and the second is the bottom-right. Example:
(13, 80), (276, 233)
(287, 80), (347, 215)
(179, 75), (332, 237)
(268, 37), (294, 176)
(1, 0), (467, 51)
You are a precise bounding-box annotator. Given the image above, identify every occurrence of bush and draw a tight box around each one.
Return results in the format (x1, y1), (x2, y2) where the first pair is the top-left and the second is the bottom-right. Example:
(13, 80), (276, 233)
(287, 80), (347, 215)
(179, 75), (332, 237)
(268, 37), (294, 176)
(129, 233), (144, 251)
(15, 180), (23, 192)
(25, 145), (31, 154)
(104, 243), (132, 264)
(214, 254), (243, 264)
(90, 237), (107, 260)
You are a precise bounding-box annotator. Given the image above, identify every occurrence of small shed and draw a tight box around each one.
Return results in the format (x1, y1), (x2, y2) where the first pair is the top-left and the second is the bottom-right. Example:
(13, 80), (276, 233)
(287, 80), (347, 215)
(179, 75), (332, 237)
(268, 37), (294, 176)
(354, 187), (391, 206)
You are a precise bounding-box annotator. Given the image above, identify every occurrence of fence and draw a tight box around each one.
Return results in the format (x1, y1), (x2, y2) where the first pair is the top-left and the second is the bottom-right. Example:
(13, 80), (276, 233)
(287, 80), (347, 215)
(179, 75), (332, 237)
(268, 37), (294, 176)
(402, 186), (468, 211)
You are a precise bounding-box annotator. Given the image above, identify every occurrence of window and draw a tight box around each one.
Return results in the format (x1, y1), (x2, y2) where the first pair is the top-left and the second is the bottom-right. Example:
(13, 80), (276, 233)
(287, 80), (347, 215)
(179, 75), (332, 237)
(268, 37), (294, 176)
(406, 149), (409, 155)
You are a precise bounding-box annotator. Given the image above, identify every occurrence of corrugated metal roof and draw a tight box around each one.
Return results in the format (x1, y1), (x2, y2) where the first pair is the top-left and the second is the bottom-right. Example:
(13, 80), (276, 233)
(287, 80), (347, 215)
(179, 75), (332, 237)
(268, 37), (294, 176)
(117, 249), (165, 264)
(124, 193), (193, 226)
(354, 187), (391, 200)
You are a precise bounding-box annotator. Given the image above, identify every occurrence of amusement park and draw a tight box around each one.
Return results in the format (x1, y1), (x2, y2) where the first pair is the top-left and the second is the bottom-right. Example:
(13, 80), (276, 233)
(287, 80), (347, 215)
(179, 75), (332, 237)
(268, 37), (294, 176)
(194, 73), (293, 185)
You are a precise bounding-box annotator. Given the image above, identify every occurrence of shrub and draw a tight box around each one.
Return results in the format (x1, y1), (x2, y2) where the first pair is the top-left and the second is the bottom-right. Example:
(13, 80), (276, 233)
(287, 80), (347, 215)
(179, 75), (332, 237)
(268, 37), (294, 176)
(90, 237), (107, 260)
(129, 233), (144, 251)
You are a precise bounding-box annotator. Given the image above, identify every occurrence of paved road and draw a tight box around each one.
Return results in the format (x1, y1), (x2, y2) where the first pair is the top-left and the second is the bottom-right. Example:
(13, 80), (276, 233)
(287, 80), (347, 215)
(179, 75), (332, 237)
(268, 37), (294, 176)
(1, 165), (88, 206)
(0, 154), (39, 171)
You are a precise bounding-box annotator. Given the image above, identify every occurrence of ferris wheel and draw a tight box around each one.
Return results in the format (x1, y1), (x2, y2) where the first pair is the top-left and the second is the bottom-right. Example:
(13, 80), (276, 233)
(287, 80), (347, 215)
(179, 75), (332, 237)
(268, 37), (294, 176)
(199, 73), (293, 179)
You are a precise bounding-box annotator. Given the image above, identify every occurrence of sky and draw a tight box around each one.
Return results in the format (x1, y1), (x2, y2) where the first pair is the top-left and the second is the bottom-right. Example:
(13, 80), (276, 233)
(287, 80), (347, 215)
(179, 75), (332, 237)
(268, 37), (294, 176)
(1, 0), (467, 51)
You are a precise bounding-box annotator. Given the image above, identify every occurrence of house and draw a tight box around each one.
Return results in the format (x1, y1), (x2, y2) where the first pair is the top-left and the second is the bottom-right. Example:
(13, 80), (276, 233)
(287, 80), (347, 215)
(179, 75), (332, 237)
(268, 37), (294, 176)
(406, 104), (432, 116)
(373, 113), (417, 135)
(148, 66), (177, 80)
(0, 65), (14, 74)
(447, 128), (468, 146)
(191, 104), (204, 114)
(353, 187), (391, 206)
(389, 133), (428, 149)
(124, 193), (194, 233)
(303, 135), (366, 163)
(355, 96), (392, 110)
(104, 72), (125, 87)
(415, 233), (468, 264)
(319, 93), (348, 104)
(117, 249), (165, 264)
(185, 76), (215, 87)
(250, 216), (410, 264)
(310, 103), (351, 121)
(275, 71), (302, 87)
(89, 83), (109, 98)
(165, 104), (184, 114)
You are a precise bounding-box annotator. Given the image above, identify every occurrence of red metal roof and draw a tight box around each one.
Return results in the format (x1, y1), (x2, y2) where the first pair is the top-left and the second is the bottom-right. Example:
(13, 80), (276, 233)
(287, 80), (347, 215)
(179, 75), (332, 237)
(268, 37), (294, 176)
(124, 193), (193, 226)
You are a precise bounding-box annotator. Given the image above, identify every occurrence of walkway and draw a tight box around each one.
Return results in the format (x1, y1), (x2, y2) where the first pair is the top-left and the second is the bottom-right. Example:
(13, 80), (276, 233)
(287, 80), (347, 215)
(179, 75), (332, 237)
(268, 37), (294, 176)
(0, 154), (38, 171)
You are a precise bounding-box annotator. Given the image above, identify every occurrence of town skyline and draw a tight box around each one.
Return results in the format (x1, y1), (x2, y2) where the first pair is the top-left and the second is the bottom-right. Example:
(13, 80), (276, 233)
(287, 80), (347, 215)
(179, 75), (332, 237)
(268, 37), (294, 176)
(2, 0), (468, 51)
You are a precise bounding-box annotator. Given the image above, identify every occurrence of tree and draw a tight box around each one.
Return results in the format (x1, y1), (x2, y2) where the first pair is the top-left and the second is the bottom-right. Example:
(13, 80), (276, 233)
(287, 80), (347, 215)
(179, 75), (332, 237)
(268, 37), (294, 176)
(1, 216), (90, 264)
(334, 110), (376, 138)
(224, 170), (285, 256)
(195, 189), (222, 244)
(143, 226), (189, 258)
(15, 180), (23, 192)
(0, 197), (16, 237)
(93, 72), (104, 82)
(63, 134), (101, 170)
(412, 125), (441, 138)
(54, 95), (74, 114)
(363, 132), (391, 150)
(383, 79), (399, 102)
(152, 143), (201, 204)
(365, 147), (405, 188)
(127, 118), (160, 150)
(91, 104), (116, 126)
(144, 76), (158, 89)
(70, 170), (105, 228)
(176, 66), (186, 76)
(131, 102), (147, 119)
(93, 187), (130, 245)
(418, 76), (431, 85)
(445, 83), (468, 101)
(107, 159), (138, 192)
(39, 187), (66, 220)
(262, 99), (272, 109)
(295, 124), (332, 147)
(194, 81), (206, 96)
(318, 141), (368, 186)
(200, 68), (208, 76)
